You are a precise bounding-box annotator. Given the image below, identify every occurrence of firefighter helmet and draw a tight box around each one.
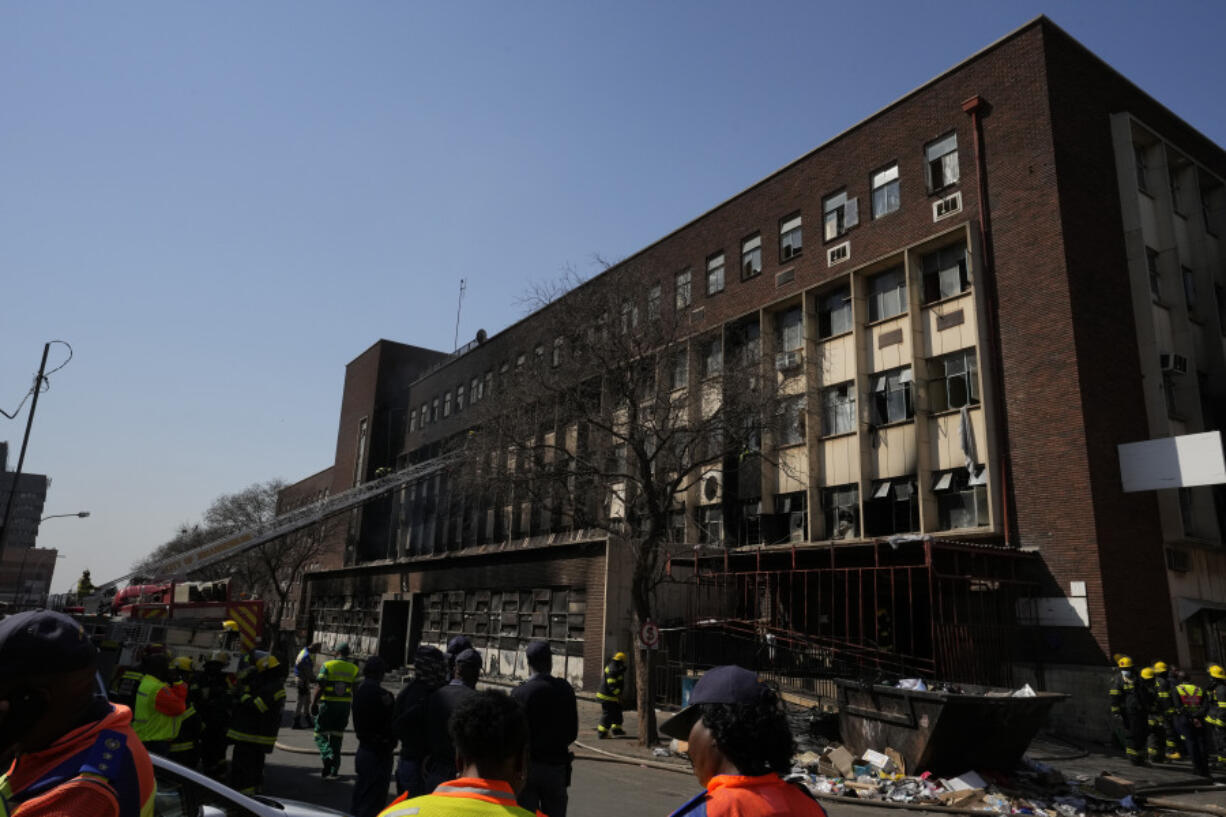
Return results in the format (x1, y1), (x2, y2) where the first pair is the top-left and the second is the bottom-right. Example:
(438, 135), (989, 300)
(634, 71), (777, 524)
(1210, 664), (1226, 680)
(612, 651), (627, 663)
(1153, 661), (1169, 673)
(171, 656), (194, 672)
(222, 620), (240, 632)
(256, 654), (281, 672)
(1140, 667), (1155, 679)
(1117, 655), (1133, 668)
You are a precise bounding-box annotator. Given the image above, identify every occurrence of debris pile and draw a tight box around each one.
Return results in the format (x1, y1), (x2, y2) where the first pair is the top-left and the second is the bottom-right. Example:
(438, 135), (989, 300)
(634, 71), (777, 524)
(787, 746), (1142, 816)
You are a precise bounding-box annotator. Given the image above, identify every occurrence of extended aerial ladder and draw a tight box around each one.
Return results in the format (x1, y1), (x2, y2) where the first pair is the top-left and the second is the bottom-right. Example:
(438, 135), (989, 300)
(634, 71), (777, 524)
(99, 455), (453, 590)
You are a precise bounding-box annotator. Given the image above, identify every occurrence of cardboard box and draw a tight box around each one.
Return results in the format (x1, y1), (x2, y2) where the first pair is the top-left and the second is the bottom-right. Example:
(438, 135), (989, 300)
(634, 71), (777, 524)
(884, 747), (907, 776)
(937, 789), (984, 807)
(827, 745), (855, 778)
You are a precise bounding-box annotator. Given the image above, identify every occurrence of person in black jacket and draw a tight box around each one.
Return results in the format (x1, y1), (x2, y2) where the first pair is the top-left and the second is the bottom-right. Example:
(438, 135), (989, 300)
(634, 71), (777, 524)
(511, 641), (578, 817)
(422, 647), (481, 792)
(393, 646), (448, 796)
(350, 656), (397, 817)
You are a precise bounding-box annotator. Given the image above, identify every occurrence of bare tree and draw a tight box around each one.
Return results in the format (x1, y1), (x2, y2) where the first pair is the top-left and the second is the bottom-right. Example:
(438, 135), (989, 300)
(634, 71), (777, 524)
(452, 262), (793, 744)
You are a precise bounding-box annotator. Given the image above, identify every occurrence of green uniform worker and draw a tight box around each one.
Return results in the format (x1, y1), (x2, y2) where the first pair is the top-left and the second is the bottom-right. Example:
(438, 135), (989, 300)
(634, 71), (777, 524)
(313, 642), (360, 779)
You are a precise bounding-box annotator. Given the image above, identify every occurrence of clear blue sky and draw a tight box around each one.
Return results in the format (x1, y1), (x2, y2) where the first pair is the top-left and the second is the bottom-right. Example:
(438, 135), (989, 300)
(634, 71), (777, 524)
(3, 1), (1224, 591)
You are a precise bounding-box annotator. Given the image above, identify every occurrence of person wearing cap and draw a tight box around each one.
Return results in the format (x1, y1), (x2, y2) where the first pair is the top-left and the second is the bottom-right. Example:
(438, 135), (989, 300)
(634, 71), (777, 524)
(292, 641), (322, 729)
(660, 665), (826, 817)
(351, 656), (398, 817)
(313, 642), (360, 779)
(445, 635), (473, 674)
(423, 647), (481, 792)
(0, 610), (156, 817)
(595, 651), (627, 739)
(131, 650), (188, 757)
(226, 651), (286, 794)
(377, 690), (545, 817)
(512, 641), (577, 817)
(195, 650), (236, 780)
(167, 656), (201, 770)
(393, 646), (448, 797)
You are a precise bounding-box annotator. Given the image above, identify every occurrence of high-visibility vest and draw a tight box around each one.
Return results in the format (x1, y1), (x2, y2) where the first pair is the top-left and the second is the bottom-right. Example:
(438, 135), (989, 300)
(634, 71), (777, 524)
(377, 778), (538, 817)
(132, 675), (177, 744)
(0, 709), (156, 817)
(1175, 683), (1204, 713)
(317, 659), (359, 703)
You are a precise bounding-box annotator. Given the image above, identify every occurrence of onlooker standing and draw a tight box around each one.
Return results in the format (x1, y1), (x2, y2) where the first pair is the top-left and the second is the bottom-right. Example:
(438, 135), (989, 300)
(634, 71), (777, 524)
(393, 646), (448, 796)
(313, 642), (360, 779)
(445, 635), (473, 674)
(660, 665), (827, 817)
(351, 656), (398, 817)
(511, 641), (577, 817)
(293, 641), (322, 729)
(377, 690), (542, 817)
(422, 647), (481, 791)
(0, 610), (157, 817)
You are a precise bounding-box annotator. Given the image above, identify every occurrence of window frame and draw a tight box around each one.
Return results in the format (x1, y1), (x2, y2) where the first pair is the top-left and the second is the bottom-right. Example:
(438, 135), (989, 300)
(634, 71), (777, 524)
(870, 366), (915, 426)
(775, 306), (803, 352)
(867, 265), (908, 322)
(741, 234), (762, 280)
(675, 269), (692, 310)
(818, 286), (852, 339)
(871, 162), (901, 218)
(777, 394), (807, 446)
(925, 132), (960, 192)
(701, 337), (723, 379)
(647, 284), (662, 321)
(865, 477), (919, 536)
(707, 252), (726, 295)
(779, 213), (803, 260)
(922, 243), (970, 303)
(823, 189), (856, 242)
(820, 381), (856, 437)
(823, 484), (859, 540)
(932, 466), (990, 530)
(929, 349), (980, 413)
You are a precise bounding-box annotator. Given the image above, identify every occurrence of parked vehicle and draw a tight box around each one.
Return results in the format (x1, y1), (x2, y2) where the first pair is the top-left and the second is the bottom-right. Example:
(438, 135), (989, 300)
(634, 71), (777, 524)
(151, 753), (350, 817)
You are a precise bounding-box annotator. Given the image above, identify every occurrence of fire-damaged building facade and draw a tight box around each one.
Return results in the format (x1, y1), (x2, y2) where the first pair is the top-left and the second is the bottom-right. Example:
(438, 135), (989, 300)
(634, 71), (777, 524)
(284, 17), (1226, 738)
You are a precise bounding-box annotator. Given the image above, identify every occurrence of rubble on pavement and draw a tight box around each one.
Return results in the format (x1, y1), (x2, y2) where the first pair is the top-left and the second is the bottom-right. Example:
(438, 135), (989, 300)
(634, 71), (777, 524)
(786, 745), (1150, 816)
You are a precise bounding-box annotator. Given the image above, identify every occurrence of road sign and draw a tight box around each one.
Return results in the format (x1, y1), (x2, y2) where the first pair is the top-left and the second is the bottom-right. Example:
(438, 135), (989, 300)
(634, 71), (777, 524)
(639, 619), (659, 650)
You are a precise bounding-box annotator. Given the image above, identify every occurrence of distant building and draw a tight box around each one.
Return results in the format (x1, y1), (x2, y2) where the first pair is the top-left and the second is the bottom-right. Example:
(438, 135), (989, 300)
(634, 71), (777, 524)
(282, 18), (1226, 738)
(0, 441), (54, 603)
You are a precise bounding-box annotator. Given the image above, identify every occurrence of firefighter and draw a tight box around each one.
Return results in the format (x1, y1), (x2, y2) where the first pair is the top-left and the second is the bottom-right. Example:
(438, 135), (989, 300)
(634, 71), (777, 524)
(196, 651), (236, 780)
(131, 651), (189, 757)
(312, 642), (360, 779)
(1172, 669), (1210, 777)
(1108, 654), (1149, 766)
(595, 651), (627, 739)
(1152, 661), (1180, 760)
(1207, 663), (1226, 769)
(107, 663), (145, 709)
(226, 652), (286, 794)
(1139, 667), (1165, 763)
(168, 656), (202, 770)
(293, 641), (322, 729)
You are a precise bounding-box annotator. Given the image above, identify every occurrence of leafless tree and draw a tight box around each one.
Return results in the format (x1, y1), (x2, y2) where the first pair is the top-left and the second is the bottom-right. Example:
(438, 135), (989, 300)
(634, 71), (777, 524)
(451, 262), (795, 744)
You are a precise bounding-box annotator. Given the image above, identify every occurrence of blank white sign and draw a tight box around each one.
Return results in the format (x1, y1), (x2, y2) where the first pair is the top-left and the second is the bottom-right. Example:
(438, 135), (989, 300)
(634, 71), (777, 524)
(1118, 431), (1226, 493)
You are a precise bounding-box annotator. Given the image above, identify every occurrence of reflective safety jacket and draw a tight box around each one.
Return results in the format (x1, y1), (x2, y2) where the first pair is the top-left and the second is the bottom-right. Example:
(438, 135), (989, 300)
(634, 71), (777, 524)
(226, 672), (286, 752)
(376, 777), (545, 817)
(596, 662), (625, 704)
(0, 704), (156, 817)
(1206, 680), (1226, 727)
(1174, 683), (1207, 718)
(317, 659), (360, 703)
(1152, 675), (1175, 717)
(108, 670), (144, 710)
(169, 680), (200, 757)
(1108, 671), (1147, 716)
(132, 675), (187, 744)
(669, 773), (828, 817)
(294, 648), (315, 679)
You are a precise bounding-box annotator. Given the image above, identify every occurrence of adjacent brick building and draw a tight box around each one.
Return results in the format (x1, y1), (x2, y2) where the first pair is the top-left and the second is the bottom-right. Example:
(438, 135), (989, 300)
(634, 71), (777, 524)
(284, 18), (1226, 736)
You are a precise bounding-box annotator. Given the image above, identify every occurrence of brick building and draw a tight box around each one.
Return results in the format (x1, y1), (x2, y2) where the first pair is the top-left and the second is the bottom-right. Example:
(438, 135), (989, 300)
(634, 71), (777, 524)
(284, 18), (1226, 735)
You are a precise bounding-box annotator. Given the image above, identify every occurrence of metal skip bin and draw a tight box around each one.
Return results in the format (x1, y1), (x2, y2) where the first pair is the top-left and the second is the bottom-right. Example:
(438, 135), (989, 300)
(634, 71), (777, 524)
(834, 680), (1068, 775)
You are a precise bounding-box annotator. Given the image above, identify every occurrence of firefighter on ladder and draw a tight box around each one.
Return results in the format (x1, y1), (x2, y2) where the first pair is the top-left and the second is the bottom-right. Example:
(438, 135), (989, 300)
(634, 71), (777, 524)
(595, 652), (627, 739)
(1108, 655), (1149, 766)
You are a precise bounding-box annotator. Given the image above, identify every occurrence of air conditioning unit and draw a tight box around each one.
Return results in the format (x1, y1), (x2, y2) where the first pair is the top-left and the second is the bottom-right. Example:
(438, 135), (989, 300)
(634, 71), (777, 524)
(775, 350), (802, 371)
(933, 192), (962, 221)
(1159, 352), (1188, 374)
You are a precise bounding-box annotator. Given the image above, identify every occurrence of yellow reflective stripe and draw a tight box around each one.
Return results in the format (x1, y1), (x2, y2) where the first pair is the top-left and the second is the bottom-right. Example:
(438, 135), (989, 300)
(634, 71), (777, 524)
(170, 741), (194, 751)
(596, 692), (618, 702)
(273, 689), (286, 701)
(226, 728), (275, 745)
(253, 698), (269, 713)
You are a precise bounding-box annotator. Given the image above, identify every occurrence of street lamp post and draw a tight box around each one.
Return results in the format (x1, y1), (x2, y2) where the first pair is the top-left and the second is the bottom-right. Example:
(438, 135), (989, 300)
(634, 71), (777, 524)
(11, 511), (91, 607)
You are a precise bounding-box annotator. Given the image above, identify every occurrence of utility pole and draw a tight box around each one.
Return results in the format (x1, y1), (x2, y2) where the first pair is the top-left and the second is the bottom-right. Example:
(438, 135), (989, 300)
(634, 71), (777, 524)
(453, 278), (467, 352)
